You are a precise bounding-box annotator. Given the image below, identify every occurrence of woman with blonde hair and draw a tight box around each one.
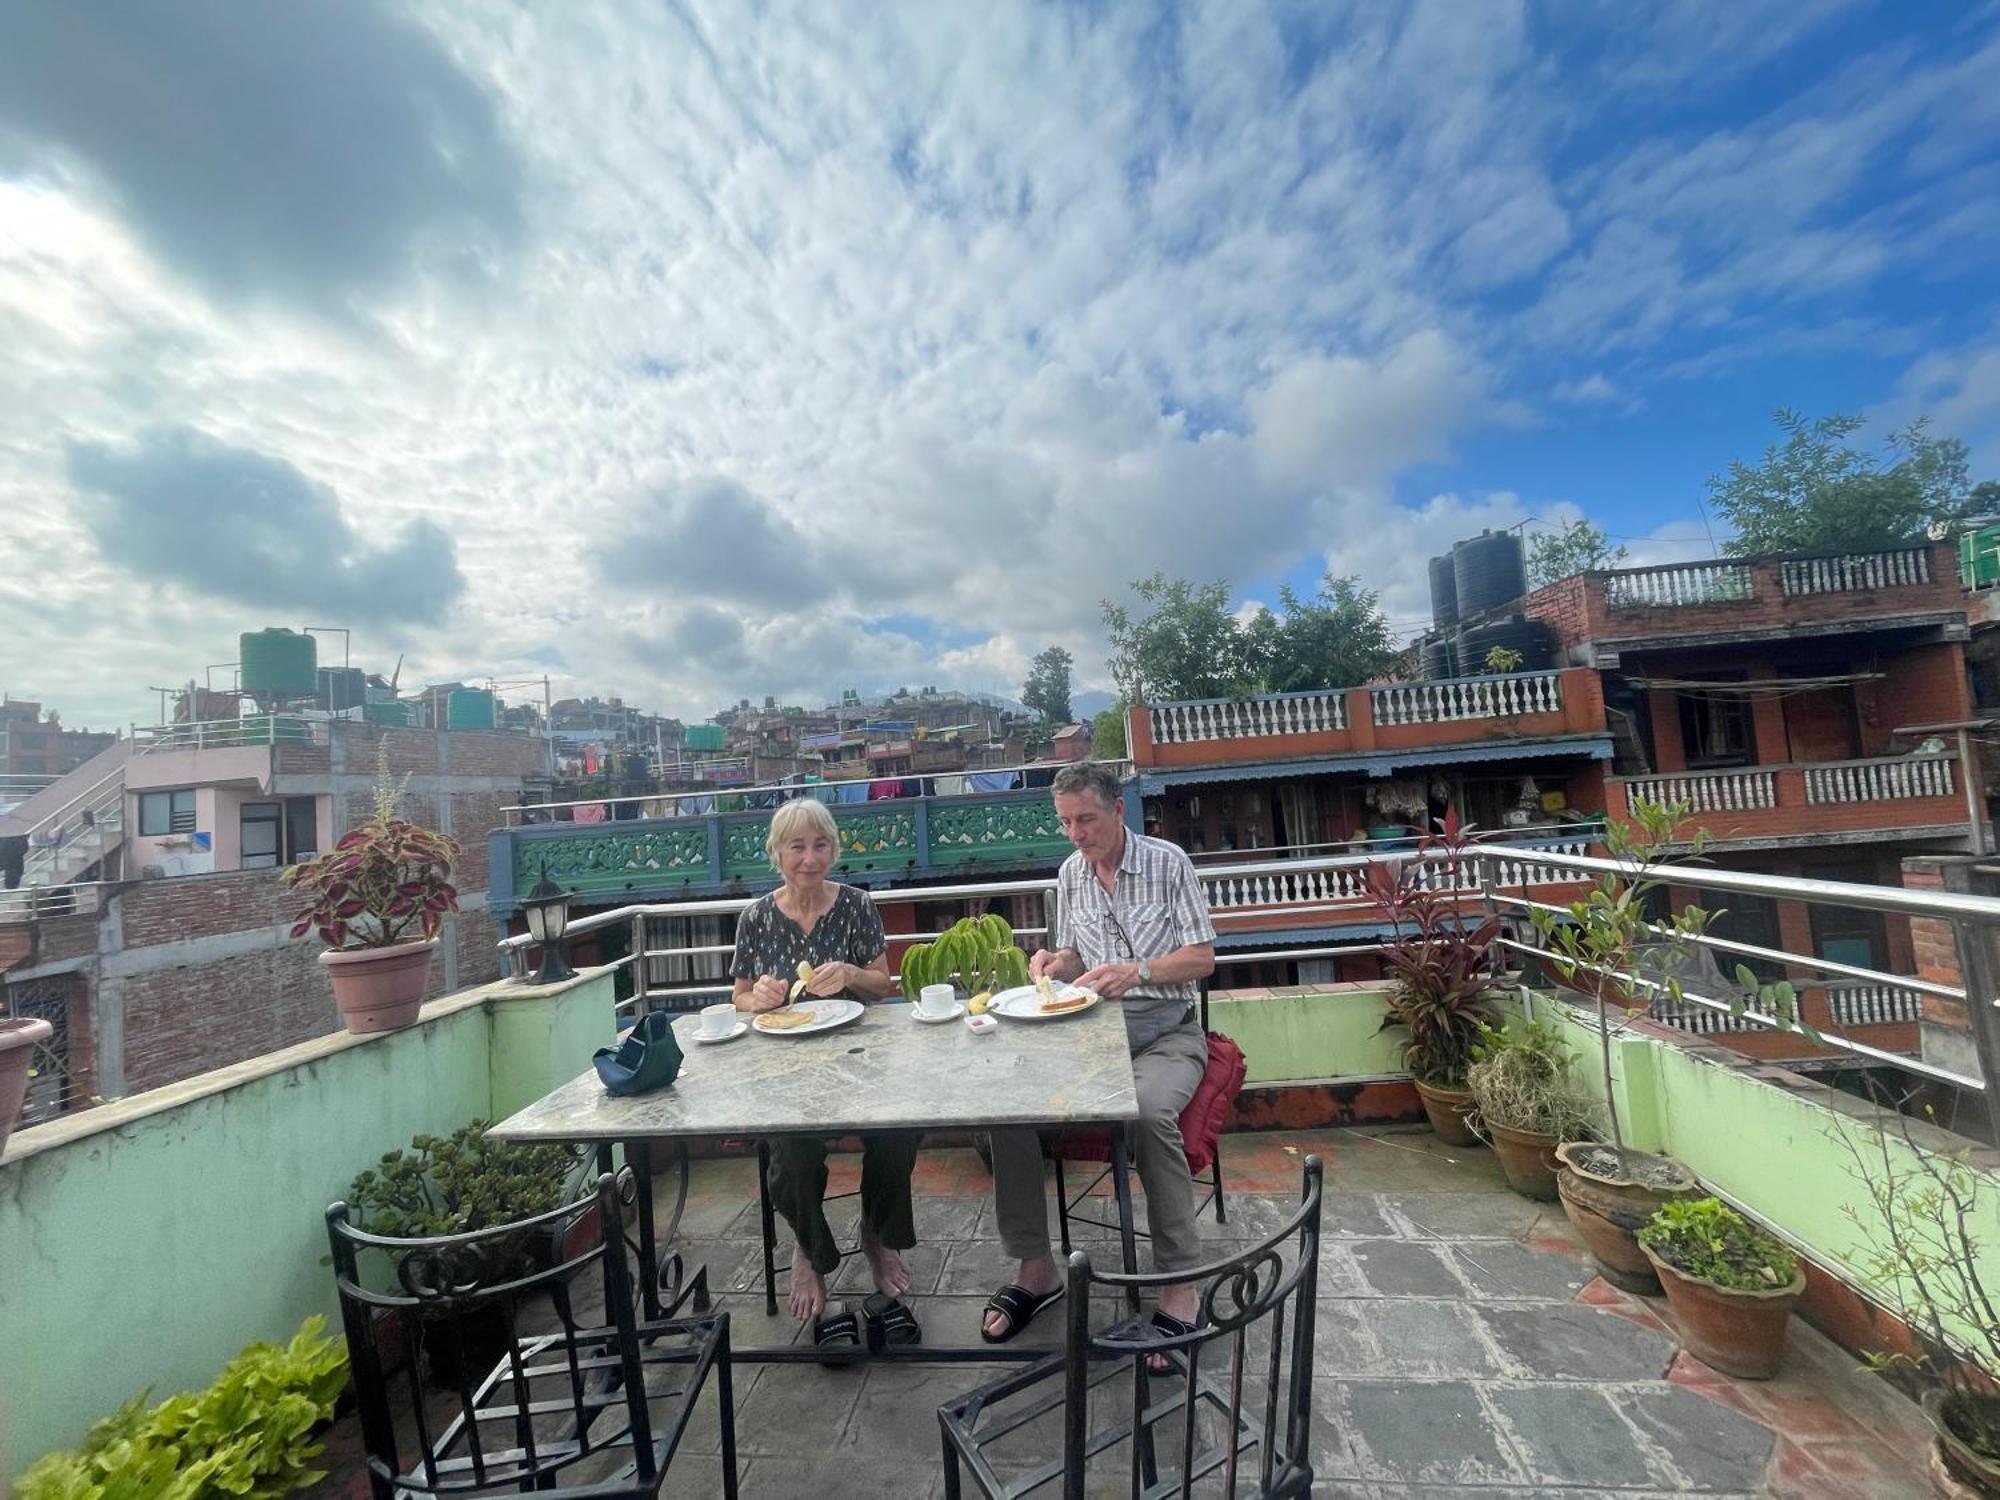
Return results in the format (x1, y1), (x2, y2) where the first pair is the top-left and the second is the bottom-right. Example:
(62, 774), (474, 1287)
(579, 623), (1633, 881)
(729, 796), (919, 1349)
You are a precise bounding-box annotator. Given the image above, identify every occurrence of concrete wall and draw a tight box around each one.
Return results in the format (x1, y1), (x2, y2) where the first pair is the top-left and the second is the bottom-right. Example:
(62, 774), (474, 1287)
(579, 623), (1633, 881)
(1208, 982), (1406, 1084)
(0, 969), (618, 1480)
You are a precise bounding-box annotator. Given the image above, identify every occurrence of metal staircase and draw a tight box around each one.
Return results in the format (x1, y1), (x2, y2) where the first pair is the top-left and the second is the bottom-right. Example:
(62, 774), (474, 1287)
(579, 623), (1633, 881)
(0, 743), (131, 922)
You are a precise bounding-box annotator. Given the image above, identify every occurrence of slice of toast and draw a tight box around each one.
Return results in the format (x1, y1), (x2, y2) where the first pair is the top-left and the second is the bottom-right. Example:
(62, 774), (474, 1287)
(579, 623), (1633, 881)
(756, 1008), (819, 1030)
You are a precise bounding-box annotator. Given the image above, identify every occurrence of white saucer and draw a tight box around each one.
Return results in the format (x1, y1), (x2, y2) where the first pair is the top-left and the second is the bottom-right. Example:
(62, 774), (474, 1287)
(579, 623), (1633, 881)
(911, 1001), (965, 1024)
(686, 1019), (749, 1044)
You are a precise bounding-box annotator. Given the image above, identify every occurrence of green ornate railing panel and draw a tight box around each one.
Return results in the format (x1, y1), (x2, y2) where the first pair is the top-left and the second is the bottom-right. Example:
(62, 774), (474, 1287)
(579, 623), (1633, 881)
(512, 823), (712, 898)
(720, 804), (921, 879)
(928, 792), (1069, 866)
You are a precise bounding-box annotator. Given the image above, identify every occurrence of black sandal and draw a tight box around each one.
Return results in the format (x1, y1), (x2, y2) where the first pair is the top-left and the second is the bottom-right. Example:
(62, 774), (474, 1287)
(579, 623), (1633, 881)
(863, 1293), (922, 1350)
(813, 1304), (862, 1366)
(1146, 1310), (1200, 1375)
(980, 1283), (1065, 1345)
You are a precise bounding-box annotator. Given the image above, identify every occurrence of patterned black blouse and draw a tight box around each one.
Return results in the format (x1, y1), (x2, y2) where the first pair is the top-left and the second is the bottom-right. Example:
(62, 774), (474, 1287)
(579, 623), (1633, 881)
(729, 883), (888, 999)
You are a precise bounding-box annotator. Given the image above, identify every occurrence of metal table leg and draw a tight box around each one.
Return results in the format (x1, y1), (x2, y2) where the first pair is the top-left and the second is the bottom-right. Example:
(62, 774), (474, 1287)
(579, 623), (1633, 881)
(1109, 1123), (1141, 1312)
(756, 1139), (779, 1318)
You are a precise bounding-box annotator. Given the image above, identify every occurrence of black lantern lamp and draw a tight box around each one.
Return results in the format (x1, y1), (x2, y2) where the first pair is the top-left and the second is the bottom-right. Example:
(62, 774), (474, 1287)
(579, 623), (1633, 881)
(522, 864), (575, 985)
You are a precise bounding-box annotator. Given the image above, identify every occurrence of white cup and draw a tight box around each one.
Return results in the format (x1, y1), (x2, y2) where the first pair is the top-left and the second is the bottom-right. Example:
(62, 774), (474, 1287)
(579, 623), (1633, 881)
(699, 1003), (737, 1038)
(918, 983), (956, 1018)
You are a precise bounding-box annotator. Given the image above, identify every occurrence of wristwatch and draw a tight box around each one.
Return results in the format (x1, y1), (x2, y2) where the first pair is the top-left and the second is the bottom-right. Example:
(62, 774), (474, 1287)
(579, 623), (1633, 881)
(1137, 959), (1153, 984)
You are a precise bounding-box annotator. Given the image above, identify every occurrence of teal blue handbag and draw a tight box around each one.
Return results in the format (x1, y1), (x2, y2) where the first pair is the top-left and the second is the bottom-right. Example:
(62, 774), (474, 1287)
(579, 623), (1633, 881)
(592, 1010), (685, 1096)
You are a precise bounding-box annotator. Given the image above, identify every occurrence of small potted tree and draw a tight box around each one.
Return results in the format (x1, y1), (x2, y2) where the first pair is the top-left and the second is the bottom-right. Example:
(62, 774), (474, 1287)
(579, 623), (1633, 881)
(1466, 1017), (1597, 1200)
(1532, 799), (1705, 1290)
(1638, 1197), (1805, 1380)
(1370, 811), (1501, 1146)
(282, 746), (459, 1034)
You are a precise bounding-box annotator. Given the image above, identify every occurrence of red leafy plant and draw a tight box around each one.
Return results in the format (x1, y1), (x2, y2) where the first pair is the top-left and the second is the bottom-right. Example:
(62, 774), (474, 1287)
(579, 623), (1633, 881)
(1367, 808), (1501, 1086)
(281, 751), (460, 950)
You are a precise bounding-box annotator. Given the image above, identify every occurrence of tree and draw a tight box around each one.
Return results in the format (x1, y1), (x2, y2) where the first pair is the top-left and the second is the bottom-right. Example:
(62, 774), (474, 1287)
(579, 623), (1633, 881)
(1709, 409), (1974, 556)
(1527, 519), (1627, 588)
(1242, 573), (1398, 692)
(1092, 705), (1127, 757)
(1101, 574), (1259, 703)
(1020, 646), (1073, 725)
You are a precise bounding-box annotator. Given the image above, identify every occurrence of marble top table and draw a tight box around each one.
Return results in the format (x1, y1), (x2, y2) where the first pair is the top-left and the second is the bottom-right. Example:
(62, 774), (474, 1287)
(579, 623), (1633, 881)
(489, 1001), (1140, 1143)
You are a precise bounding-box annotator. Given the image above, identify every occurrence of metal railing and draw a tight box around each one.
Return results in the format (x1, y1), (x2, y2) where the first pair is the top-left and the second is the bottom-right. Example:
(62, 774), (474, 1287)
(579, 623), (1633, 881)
(503, 757), (1134, 825)
(0, 879), (116, 924)
(131, 715), (321, 752)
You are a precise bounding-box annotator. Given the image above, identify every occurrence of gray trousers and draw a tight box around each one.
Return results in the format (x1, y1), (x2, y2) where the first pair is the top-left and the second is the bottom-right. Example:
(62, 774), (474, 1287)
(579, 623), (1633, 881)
(990, 1021), (1210, 1273)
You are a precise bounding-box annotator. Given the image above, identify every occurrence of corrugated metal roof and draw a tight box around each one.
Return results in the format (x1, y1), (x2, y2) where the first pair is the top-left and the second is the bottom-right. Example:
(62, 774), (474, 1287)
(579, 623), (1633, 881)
(1135, 734), (1611, 794)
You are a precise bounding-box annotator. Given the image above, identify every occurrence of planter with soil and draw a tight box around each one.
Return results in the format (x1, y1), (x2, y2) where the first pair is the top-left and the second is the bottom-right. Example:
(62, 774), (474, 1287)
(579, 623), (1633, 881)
(1412, 1077), (1481, 1148)
(1555, 1141), (1700, 1295)
(319, 939), (438, 1034)
(1928, 1390), (2000, 1498)
(1486, 1121), (1562, 1201)
(1638, 1197), (1804, 1380)
(0, 1016), (53, 1155)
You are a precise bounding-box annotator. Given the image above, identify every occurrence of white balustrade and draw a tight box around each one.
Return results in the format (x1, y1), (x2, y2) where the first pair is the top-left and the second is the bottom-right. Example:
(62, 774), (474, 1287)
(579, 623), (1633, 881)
(1368, 671), (1563, 728)
(1826, 982), (1922, 1027)
(1616, 768), (1778, 814)
(1603, 563), (1754, 609)
(1804, 756), (1956, 804)
(1200, 838), (1593, 911)
(1780, 549), (1931, 596)
(1148, 690), (1348, 745)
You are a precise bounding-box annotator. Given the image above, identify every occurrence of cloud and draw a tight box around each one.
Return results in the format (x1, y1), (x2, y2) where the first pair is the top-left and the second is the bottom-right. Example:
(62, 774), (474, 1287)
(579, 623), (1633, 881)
(64, 428), (465, 623)
(596, 477), (836, 610)
(0, 0), (521, 311)
(1552, 373), (1624, 405)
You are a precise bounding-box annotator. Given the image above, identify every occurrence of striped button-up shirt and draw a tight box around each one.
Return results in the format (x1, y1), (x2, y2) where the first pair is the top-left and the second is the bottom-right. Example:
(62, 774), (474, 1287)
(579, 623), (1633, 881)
(1056, 829), (1217, 1053)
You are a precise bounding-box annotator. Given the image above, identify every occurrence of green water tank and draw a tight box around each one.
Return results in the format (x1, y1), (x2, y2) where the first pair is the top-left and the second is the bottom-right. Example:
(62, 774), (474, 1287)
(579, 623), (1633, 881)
(365, 700), (416, 726)
(240, 629), (316, 696)
(685, 724), (726, 752)
(1961, 525), (2000, 589)
(446, 688), (496, 730)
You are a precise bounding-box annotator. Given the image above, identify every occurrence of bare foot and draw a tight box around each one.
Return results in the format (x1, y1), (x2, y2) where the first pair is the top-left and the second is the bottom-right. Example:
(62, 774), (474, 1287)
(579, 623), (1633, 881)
(982, 1254), (1060, 1339)
(1156, 1280), (1197, 1326)
(788, 1245), (828, 1323)
(859, 1223), (913, 1298)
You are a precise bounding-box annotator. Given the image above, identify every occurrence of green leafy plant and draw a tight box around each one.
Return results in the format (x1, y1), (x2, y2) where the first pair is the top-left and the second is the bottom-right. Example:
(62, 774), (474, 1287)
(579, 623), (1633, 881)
(281, 743), (459, 950)
(1638, 1197), (1800, 1292)
(346, 1119), (580, 1239)
(1834, 1103), (2000, 1463)
(1465, 1018), (1598, 1138)
(1368, 810), (1499, 1086)
(899, 913), (1031, 1000)
(1482, 645), (1524, 674)
(15, 1317), (348, 1500)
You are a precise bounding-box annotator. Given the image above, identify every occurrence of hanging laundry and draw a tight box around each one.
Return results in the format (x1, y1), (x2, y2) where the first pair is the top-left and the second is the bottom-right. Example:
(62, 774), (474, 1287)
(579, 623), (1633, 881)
(968, 771), (1023, 793)
(572, 802), (608, 824)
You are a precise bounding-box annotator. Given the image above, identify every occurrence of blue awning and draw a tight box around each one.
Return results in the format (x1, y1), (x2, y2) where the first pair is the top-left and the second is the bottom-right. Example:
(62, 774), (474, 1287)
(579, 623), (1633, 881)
(1134, 734), (1612, 794)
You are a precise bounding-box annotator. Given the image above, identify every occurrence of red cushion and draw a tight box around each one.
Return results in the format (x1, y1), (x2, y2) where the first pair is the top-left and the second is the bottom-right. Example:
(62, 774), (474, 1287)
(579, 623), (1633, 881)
(1050, 1033), (1247, 1174)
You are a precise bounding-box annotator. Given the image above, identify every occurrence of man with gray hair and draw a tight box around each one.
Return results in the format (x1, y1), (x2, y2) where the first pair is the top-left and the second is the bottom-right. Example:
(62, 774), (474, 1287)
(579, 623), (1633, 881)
(980, 760), (1216, 1350)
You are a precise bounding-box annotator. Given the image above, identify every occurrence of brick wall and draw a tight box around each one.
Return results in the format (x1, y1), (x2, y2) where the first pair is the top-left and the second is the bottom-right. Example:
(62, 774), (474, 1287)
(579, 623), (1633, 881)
(119, 941), (345, 1094)
(446, 731), (546, 778)
(1902, 857), (1969, 1038)
(120, 868), (296, 947)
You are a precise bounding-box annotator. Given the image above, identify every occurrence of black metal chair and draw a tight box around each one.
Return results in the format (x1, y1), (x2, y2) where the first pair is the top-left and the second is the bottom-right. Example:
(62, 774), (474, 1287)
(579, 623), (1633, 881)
(327, 1170), (738, 1499)
(938, 1156), (1323, 1500)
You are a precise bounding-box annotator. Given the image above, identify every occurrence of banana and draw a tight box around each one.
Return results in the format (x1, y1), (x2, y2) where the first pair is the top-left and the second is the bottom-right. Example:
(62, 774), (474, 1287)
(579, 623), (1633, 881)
(968, 991), (991, 1015)
(788, 959), (815, 1002)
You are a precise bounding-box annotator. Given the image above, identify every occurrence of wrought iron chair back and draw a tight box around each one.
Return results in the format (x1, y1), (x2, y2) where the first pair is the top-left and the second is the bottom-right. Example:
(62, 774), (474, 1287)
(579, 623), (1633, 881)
(327, 1168), (668, 1496)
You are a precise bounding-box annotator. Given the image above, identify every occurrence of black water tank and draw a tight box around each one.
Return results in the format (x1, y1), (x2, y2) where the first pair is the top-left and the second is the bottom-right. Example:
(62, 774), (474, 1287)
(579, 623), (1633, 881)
(1428, 555), (1459, 630)
(1459, 617), (1556, 673)
(1419, 636), (1461, 680)
(1452, 531), (1527, 618)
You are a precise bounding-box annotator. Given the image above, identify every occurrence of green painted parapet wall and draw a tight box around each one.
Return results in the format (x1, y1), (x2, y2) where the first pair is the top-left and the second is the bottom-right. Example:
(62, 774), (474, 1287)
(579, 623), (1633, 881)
(0, 970), (618, 1481)
(493, 788), (1071, 912)
(1207, 984), (1405, 1083)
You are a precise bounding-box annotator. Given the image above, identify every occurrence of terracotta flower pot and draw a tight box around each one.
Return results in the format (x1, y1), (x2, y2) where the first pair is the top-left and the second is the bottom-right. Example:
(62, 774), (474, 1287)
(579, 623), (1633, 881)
(1485, 1121), (1562, 1201)
(1641, 1241), (1804, 1380)
(319, 940), (438, 1034)
(1927, 1390), (2000, 1498)
(1413, 1078), (1482, 1147)
(0, 1016), (54, 1155)
(1555, 1141), (1699, 1295)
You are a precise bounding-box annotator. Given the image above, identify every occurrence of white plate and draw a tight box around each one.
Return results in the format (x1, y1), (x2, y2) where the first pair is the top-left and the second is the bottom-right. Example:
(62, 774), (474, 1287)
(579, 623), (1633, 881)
(682, 1018), (749, 1044)
(751, 998), (865, 1037)
(989, 984), (1101, 1021)
(911, 1000), (965, 1024)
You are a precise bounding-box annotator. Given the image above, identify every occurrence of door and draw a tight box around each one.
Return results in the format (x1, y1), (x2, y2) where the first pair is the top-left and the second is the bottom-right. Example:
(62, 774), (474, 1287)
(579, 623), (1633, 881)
(240, 802), (282, 870)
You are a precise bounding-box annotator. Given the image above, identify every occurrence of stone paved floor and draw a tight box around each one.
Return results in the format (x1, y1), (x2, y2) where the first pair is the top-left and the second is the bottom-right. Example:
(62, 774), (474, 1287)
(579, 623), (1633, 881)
(307, 1126), (1934, 1498)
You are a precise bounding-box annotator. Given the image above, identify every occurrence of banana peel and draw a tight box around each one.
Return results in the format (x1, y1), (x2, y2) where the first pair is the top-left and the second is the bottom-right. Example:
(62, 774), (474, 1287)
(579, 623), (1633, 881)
(788, 959), (815, 1002)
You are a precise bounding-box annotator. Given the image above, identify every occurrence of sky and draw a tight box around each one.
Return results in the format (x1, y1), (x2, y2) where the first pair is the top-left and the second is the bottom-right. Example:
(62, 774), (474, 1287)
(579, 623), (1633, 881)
(2, 0), (1997, 730)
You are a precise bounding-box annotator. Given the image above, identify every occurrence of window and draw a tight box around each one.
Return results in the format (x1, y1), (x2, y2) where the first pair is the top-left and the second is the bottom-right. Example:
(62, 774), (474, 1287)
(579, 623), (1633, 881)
(1708, 891), (1784, 982)
(240, 797), (322, 868)
(138, 789), (196, 836)
(1676, 679), (1756, 768)
(1808, 862), (1888, 971)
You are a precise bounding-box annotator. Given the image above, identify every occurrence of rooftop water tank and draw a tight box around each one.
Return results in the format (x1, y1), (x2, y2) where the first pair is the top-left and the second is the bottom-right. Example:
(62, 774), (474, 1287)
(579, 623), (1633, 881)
(684, 724), (726, 752)
(446, 688), (496, 731)
(1459, 617), (1557, 674)
(365, 700), (416, 726)
(1419, 635), (1461, 680)
(1451, 531), (1527, 619)
(316, 666), (367, 713)
(1427, 555), (1459, 630)
(240, 628), (316, 697)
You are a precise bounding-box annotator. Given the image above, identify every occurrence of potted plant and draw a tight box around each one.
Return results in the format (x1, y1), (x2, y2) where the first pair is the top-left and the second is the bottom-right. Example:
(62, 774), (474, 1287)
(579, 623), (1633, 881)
(0, 1014), (54, 1155)
(1638, 1197), (1804, 1380)
(1369, 811), (1500, 1146)
(1835, 1103), (2000, 1496)
(1465, 1017), (1597, 1200)
(281, 745), (459, 1034)
(343, 1119), (592, 1385)
(1532, 799), (1707, 1290)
